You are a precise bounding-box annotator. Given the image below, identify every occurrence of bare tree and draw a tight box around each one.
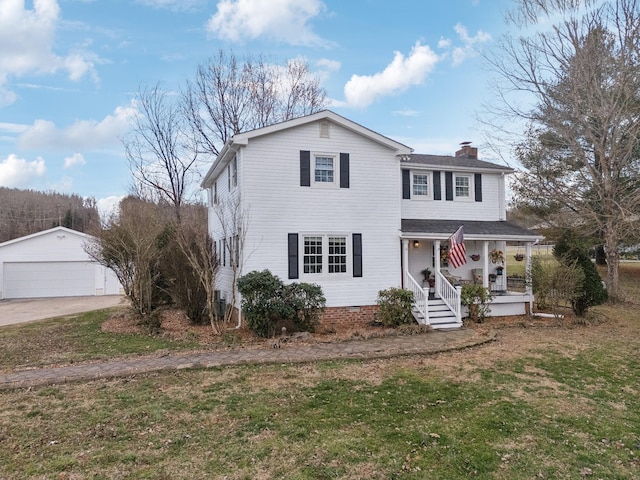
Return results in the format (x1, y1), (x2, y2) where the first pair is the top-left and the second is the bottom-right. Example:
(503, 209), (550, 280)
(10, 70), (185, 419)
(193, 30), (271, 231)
(172, 205), (223, 333)
(125, 83), (199, 222)
(86, 197), (167, 320)
(183, 50), (328, 157)
(212, 195), (249, 327)
(485, 0), (640, 301)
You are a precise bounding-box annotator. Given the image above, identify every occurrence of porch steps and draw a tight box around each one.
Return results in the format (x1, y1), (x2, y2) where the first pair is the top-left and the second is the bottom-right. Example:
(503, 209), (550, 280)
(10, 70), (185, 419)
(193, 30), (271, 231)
(412, 298), (462, 330)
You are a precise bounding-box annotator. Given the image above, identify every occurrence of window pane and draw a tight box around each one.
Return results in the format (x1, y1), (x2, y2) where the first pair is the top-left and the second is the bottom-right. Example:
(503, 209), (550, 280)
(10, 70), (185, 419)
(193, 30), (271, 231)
(455, 176), (470, 197)
(314, 156), (334, 183)
(328, 236), (347, 273)
(413, 174), (429, 196)
(303, 236), (323, 273)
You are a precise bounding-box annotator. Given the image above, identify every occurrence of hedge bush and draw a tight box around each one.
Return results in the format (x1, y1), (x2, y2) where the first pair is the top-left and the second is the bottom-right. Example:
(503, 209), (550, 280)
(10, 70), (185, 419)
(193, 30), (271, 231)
(553, 230), (607, 316)
(237, 270), (325, 337)
(376, 288), (415, 327)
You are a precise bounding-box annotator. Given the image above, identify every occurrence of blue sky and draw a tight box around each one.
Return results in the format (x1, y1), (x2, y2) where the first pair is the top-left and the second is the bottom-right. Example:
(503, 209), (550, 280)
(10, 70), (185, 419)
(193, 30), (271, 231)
(0, 0), (513, 214)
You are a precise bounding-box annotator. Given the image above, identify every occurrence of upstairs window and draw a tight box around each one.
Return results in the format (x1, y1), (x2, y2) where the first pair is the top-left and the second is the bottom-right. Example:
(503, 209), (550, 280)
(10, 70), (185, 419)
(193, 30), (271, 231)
(413, 173), (429, 197)
(455, 175), (471, 198)
(231, 156), (238, 188)
(314, 156), (334, 183)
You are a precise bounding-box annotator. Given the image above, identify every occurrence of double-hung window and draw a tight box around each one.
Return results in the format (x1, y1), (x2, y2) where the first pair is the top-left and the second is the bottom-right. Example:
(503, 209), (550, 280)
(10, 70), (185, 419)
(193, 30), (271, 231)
(303, 236), (323, 274)
(412, 173), (429, 197)
(455, 175), (471, 199)
(303, 234), (348, 275)
(314, 156), (334, 184)
(328, 236), (347, 273)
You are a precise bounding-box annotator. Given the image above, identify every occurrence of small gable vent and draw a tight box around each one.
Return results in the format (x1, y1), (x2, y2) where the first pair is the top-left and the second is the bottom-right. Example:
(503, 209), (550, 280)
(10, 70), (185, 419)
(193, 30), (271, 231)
(319, 121), (330, 138)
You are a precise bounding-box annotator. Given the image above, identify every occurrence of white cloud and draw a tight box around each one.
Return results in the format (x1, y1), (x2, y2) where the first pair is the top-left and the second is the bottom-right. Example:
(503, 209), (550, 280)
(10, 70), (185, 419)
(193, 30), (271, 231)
(17, 103), (135, 151)
(207, 0), (330, 46)
(343, 42), (440, 108)
(445, 23), (492, 67)
(0, 122), (29, 134)
(0, 154), (46, 187)
(64, 152), (86, 168)
(97, 195), (124, 219)
(52, 174), (73, 192)
(316, 58), (340, 72)
(393, 109), (420, 117)
(438, 37), (451, 49)
(0, 0), (97, 104)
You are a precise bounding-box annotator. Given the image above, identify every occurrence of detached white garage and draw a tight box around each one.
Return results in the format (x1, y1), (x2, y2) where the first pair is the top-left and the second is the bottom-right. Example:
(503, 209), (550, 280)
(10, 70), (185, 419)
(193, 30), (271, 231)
(0, 226), (122, 300)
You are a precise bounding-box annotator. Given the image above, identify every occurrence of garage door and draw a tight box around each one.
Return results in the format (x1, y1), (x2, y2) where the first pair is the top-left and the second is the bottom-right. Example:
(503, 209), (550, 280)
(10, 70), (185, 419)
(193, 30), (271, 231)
(3, 262), (96, 299)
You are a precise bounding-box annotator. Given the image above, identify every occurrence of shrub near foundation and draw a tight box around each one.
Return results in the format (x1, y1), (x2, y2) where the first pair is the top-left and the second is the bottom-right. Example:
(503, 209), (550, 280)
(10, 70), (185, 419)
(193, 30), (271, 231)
(461, 284), (492, 323)
(237, 269), (325, 337)
(376, 287), (415, 326)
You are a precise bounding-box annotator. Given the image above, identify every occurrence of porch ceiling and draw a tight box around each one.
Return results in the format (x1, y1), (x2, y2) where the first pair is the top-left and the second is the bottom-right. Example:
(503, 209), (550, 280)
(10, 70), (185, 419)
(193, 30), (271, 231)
(401, 219), (543, 242)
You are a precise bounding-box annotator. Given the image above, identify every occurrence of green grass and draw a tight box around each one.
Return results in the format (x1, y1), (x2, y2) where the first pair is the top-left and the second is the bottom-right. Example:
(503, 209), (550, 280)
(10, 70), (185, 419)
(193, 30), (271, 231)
(1, 264), (639, 478)
(1, 317), (640, 479)
(0, 308), (200, 370)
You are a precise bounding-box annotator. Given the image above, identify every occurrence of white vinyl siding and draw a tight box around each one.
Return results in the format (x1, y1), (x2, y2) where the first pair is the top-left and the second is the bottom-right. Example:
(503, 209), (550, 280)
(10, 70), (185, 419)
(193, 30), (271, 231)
(402, 170), (503, 221)
(0, 227), (121, 299)
(238, 120), (403, 307)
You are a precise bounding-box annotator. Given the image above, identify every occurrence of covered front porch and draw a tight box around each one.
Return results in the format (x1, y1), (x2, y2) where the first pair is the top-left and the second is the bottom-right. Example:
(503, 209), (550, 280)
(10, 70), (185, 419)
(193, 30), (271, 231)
(400, 219), (543, 329)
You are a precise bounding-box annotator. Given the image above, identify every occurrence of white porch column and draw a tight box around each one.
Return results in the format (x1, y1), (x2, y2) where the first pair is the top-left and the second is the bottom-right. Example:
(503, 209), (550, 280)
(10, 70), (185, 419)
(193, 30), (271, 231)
(401, 238), (409, 287)
(434, 239), (441, 294)
(482, 241), (489, 288)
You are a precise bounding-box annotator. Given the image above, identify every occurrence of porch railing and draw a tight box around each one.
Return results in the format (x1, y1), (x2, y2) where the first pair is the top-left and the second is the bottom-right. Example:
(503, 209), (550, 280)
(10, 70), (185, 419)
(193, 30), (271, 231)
(435, 270), (462, 324)
(404, 271), (428, 325)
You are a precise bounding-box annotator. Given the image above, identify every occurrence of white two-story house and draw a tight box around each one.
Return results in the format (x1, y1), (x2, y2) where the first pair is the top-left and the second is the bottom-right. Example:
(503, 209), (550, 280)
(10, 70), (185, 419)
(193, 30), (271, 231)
(201, 110), (541, 330)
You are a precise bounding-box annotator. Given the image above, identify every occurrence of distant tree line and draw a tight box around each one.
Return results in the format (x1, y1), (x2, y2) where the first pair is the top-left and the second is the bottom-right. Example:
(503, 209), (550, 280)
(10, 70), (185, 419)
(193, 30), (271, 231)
(0, 187), (100, 243)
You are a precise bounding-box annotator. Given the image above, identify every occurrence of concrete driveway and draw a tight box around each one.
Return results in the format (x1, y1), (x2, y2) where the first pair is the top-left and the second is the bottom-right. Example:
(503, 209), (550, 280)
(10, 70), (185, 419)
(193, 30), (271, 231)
(0, 295), (127, 327)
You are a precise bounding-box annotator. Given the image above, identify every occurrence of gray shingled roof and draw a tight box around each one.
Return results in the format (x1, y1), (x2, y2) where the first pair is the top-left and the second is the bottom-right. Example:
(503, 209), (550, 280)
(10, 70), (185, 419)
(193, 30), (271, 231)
(405, 154), (514, 172)
(401, 219), (541, 239)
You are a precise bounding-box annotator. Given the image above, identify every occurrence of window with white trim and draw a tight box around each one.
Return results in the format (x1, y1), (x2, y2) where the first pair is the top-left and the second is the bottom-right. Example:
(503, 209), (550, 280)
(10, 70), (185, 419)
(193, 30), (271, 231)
(455, 174), (471, 199)
(412, 173), (429, 197)
(314, 156), (334, 183)
(303, 236), (323, 273)
(328, 236), (347, 273)
(302, 234), (348, 275)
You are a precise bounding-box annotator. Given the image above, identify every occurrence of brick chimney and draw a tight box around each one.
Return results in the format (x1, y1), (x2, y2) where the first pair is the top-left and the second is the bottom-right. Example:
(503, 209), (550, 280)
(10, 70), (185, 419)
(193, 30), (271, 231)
(455, 142), (477, 159)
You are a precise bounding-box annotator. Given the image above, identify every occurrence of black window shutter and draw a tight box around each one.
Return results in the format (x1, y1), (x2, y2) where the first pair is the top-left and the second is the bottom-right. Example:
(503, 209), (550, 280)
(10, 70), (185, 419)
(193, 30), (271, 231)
(402, 169), (411, 199)
(340, 153), (350, 188)
(474, 173), (482, 202)
(300, 151), (311, 187)
(445, 172), (453, 201)
(288, 233), (299, 279)
(433, 171), (441, 200)
(353, 233), (363, 277)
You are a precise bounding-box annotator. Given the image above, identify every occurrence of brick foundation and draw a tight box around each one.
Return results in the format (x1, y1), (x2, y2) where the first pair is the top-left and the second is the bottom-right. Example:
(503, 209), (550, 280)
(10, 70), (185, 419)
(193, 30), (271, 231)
(318, 305), (379, 331)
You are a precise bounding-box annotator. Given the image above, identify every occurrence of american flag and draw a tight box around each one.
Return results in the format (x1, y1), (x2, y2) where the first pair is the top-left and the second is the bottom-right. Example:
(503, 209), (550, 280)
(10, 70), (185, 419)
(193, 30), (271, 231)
(448, 226), (467, 268)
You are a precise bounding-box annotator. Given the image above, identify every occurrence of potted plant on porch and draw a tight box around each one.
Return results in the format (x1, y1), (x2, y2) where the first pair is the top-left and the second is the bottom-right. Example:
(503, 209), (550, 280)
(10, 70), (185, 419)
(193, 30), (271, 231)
(421, 268), (435, 290)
